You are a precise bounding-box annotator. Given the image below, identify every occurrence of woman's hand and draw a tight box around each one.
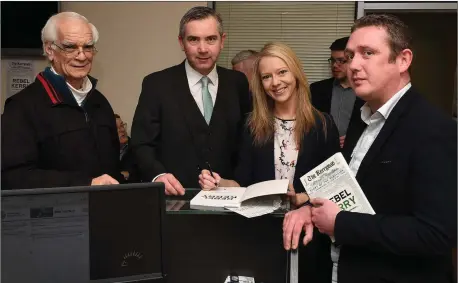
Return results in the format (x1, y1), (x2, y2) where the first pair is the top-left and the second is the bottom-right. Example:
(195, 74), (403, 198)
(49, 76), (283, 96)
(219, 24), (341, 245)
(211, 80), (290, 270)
(287, 184), (310, 207)
(198, 169), (221, 190)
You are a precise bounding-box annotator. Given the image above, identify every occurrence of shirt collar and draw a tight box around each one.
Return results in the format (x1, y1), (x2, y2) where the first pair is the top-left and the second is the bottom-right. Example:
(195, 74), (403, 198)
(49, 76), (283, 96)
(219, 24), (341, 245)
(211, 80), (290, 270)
(333, 78), (352, 90)
(50, 66), (92, 93)
(184, 59), (218, 87)
(360, 82), (412, 123)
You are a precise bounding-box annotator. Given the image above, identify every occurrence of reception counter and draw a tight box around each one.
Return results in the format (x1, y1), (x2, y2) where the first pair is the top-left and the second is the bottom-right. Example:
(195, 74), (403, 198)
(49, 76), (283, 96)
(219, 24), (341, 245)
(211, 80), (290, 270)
(164, 188), (292, 283)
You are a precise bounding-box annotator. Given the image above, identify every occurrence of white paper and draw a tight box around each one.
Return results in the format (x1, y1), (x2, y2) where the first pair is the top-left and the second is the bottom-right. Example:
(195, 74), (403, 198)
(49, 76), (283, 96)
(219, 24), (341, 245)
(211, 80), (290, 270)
(2, 193), (90, 283)
(224, 275), (255, 283)
(242, 179), (289, 202)
(226, 196), (282, 218)
(6, 60), (35, 99)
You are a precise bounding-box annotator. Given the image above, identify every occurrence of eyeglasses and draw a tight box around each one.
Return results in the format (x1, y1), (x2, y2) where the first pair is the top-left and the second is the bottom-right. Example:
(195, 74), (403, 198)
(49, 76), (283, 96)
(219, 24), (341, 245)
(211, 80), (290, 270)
(52, 42), (98, 57)
(328, 58), (347, 65)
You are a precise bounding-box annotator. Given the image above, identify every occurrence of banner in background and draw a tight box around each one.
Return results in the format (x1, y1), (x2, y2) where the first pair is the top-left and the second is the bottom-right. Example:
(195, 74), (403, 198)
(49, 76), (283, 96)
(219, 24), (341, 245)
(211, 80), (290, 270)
(6, 60), (35, 99)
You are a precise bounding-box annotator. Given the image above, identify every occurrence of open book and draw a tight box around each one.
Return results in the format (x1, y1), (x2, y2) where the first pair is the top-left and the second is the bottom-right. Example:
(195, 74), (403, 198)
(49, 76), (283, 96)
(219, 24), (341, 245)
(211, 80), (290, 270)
(190, 179), (289, 211)
(299, 152), (375, 214)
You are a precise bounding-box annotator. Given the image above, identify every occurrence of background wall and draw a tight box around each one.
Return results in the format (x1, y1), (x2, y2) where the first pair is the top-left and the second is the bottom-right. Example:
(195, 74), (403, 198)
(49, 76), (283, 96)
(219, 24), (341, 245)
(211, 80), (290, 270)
(367, 10), (457, 117)
(1, 1), (206, 133)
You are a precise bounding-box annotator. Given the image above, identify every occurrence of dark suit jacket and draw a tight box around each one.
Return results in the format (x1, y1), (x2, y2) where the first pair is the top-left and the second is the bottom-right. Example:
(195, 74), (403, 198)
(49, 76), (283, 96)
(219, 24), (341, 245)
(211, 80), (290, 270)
(336, 87), (457, 283)
(310, 77), (365, 134)
(131, 61), (251, 187)
(119, 138), (141, 183)
(234, 112), (340, 283)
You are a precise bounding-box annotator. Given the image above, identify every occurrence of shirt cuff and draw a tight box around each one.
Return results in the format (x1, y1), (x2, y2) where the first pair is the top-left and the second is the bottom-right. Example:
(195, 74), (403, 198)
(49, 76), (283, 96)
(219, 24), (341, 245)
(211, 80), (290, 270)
(300, 199), (313, 208)
(152, 173), (167, 182)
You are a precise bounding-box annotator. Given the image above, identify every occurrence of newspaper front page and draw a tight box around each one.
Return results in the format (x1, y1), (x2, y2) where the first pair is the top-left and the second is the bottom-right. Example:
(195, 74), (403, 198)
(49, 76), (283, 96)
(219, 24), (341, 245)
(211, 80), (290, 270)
(300, 152), (375, 214)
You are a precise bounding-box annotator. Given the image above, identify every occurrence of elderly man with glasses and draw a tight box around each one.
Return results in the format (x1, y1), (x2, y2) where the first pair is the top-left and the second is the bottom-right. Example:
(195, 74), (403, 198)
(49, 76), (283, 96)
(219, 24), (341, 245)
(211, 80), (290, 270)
(310, 36), (365, 148)
(2, 11), (122, 189)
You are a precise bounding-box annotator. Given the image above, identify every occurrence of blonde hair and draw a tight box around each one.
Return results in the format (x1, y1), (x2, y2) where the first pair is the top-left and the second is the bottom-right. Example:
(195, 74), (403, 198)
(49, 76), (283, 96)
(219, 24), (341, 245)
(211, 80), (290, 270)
(249, 42), (325, 147)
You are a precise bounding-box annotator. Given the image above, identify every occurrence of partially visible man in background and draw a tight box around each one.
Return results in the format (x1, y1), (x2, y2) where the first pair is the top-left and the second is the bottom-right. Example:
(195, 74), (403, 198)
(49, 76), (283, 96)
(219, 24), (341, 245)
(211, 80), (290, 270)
(2, 12), (121, 189)
(231, 49), (258, 88)
(310, 37), (364, 148)
(115, 114), (140, 183)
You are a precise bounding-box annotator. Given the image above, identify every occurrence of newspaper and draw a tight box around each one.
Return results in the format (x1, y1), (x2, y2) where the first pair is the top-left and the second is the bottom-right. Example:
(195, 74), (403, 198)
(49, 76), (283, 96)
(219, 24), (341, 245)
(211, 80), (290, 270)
(299, 152), (375, 214)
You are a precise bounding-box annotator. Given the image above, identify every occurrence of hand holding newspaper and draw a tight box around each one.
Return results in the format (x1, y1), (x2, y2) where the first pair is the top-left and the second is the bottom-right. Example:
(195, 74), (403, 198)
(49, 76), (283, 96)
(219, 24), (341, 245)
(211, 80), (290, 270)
(299, 152), (375, 215)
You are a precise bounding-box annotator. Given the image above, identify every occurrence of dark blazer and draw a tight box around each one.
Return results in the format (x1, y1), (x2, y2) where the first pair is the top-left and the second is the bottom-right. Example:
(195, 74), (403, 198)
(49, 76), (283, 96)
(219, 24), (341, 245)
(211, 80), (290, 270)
(234, 112), (339, 283)
(336, 87), (457, 283)
(119, 138), (141, 183)
(234, 112), (339, 192)
(310, 77), (365, 133)
(131, 61), (251, 187)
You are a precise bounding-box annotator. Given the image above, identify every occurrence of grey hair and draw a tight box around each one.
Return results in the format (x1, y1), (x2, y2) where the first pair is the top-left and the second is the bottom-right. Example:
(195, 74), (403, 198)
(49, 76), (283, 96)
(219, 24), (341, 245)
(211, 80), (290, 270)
(41, 11), (99, 56)
(231, 50), (259, 66)
(179, 6), (223, 38)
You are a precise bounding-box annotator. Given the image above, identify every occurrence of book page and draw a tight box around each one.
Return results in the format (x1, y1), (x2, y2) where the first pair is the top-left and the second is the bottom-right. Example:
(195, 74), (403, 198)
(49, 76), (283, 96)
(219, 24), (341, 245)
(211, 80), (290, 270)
(241, 179), (289, 202)
(226, 196), (282, 218)
(299, 153), (375, 214)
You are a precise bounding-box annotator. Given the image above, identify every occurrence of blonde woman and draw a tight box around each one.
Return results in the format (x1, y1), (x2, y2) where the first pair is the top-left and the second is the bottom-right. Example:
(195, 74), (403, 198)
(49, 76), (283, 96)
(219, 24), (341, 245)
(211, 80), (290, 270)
(199, 42), (339, 269)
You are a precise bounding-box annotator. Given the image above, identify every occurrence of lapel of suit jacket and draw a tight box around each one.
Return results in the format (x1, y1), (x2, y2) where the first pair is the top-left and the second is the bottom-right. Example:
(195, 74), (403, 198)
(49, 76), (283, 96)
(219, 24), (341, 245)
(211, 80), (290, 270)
(322, 78), (334, 113)
(174, 61), (209, 133)
(293, 127), (315, 181)
(343, 113), (366, 162)
(261, 138), (276, 180)
(355, 88), (416, 181)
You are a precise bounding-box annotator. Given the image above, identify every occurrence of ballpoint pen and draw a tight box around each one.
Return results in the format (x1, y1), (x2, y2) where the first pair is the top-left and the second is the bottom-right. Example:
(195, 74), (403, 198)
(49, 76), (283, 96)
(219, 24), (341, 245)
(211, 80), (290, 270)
(205, 162), (218, 187)
(197, 164), (218, 187)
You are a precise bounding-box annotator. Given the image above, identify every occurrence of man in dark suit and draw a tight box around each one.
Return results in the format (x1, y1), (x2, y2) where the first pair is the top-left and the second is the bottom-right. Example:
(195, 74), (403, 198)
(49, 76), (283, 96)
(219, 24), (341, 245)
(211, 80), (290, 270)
(284, 14), (456, 283)
(310, 37), (365, 148)
(131, 6), (250, 195)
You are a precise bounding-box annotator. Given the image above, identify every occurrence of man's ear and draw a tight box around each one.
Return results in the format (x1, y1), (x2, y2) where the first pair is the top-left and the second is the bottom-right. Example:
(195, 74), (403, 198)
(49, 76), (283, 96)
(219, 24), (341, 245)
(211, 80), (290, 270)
(178, 36), (185, 51)
(220, 33), (227, 49)
(45, 43), (54, 61)
(398, 48), (413, 73)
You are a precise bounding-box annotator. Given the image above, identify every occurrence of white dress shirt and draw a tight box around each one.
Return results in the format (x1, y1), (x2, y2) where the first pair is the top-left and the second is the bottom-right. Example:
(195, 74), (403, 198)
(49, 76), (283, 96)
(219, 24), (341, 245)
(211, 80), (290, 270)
(184, 59), (218, 115)
(331, 82), (412, 283)
(153, 61), (219, 182)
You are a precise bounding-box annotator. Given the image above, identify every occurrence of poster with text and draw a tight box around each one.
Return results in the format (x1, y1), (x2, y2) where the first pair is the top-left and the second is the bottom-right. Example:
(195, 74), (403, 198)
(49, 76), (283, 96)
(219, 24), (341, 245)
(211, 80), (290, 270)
(6, 60), (35, 99)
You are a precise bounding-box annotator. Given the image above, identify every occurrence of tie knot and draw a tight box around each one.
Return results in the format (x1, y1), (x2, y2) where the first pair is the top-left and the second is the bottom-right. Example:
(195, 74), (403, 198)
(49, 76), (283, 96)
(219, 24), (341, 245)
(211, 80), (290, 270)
(201, 76), (209, 87)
